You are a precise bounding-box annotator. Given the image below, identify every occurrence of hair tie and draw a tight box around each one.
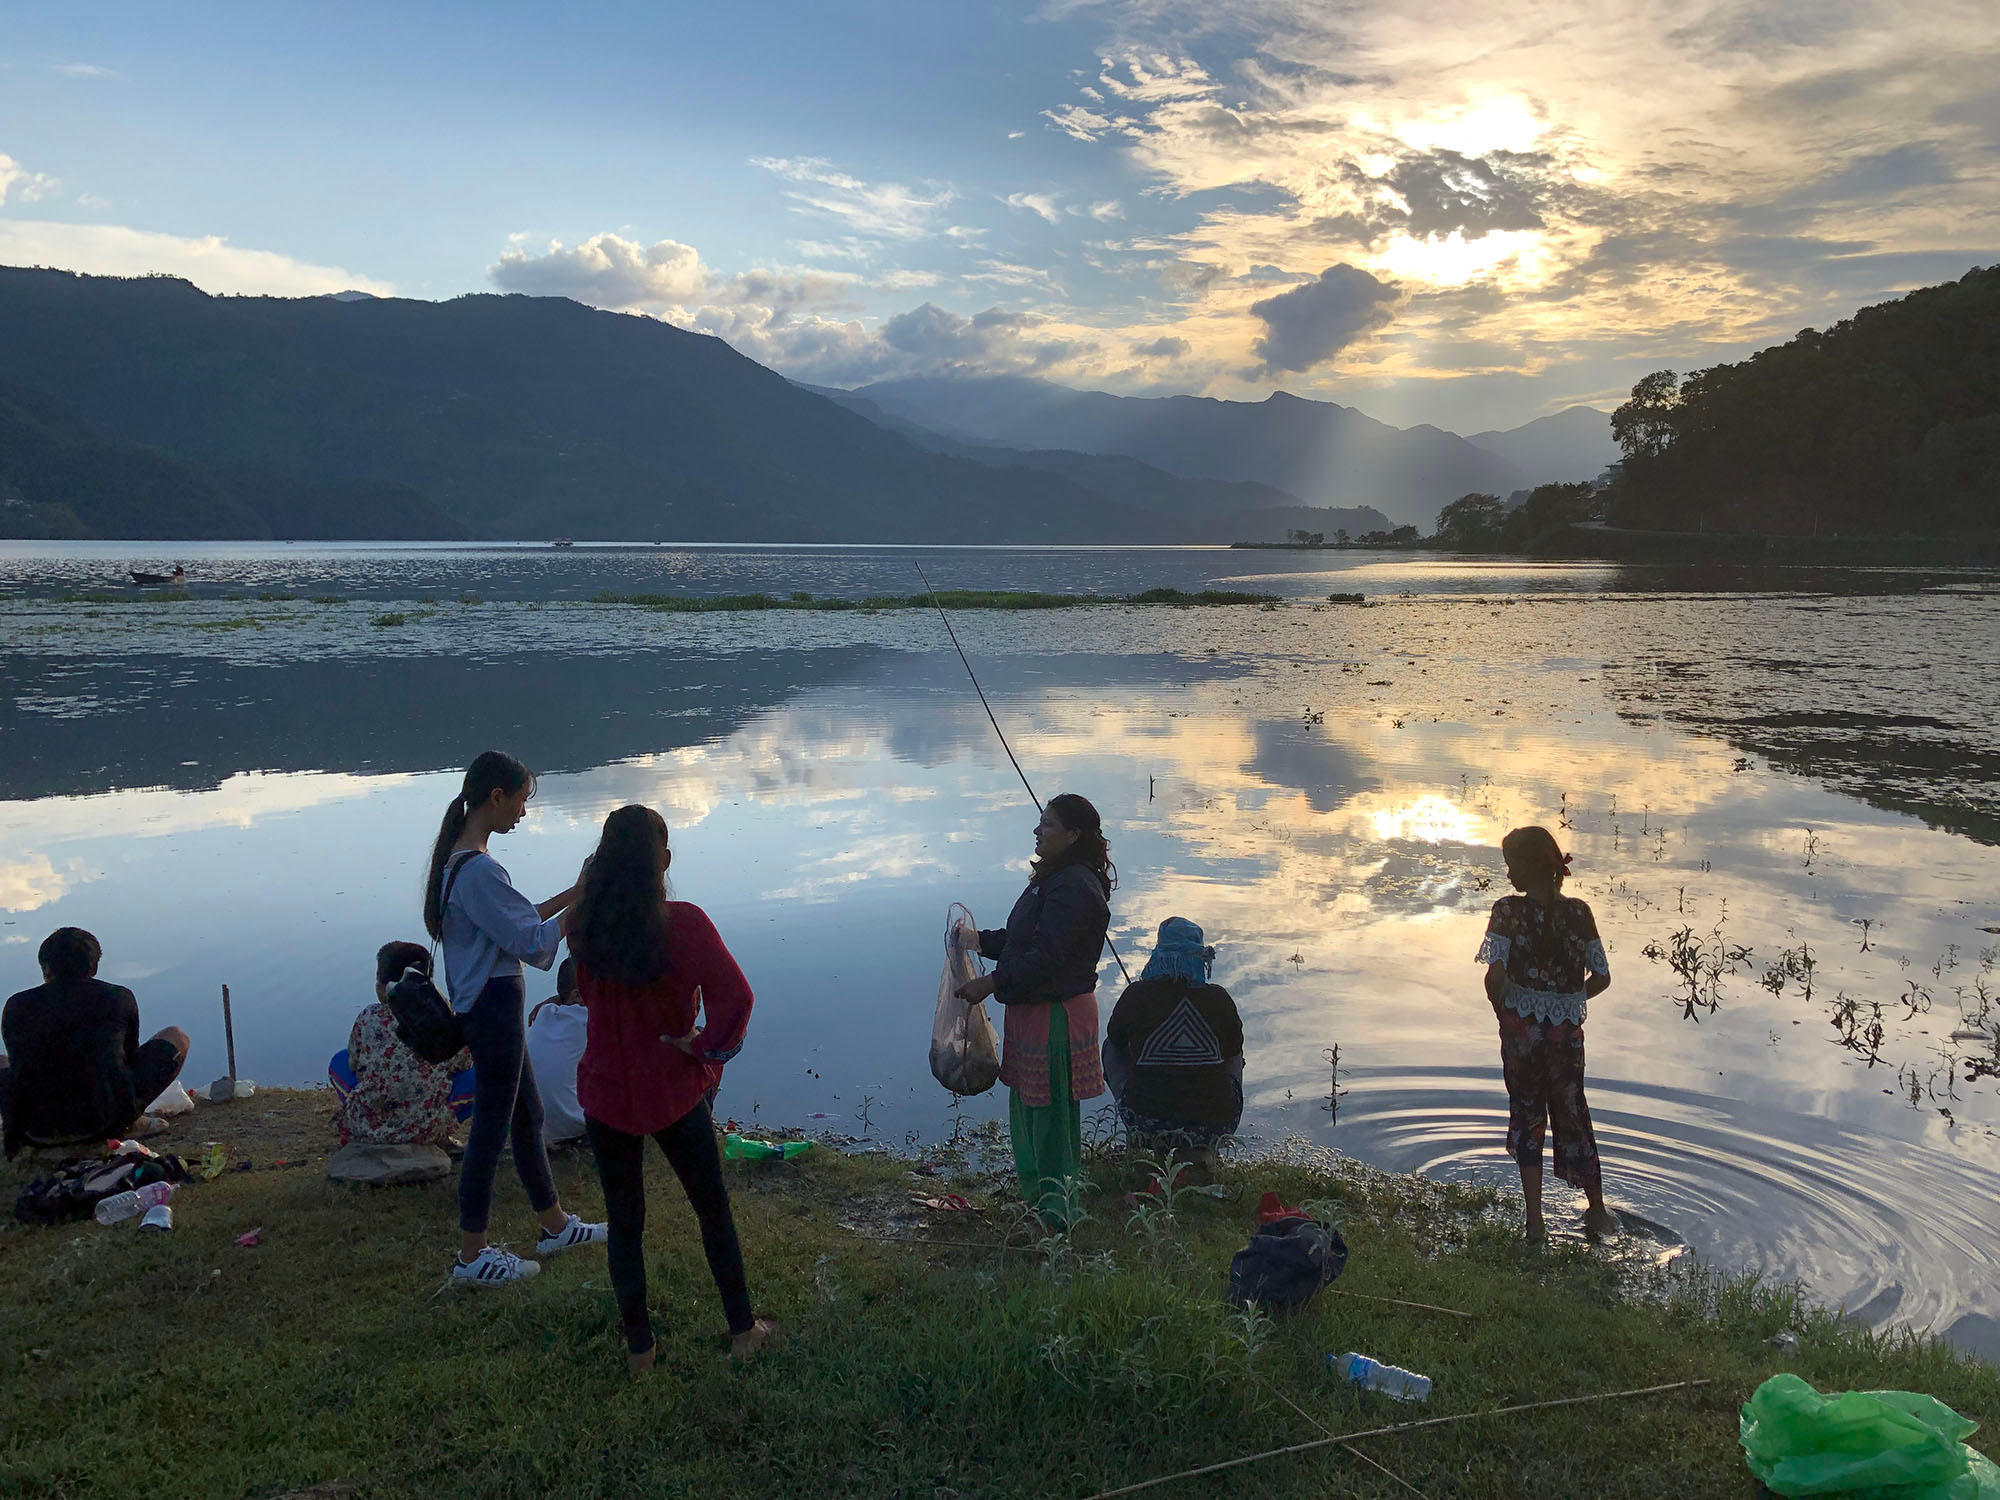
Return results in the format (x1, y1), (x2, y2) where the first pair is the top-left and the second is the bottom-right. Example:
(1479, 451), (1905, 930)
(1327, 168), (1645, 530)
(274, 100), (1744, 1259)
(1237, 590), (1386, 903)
(1561, 852), (1573, 867)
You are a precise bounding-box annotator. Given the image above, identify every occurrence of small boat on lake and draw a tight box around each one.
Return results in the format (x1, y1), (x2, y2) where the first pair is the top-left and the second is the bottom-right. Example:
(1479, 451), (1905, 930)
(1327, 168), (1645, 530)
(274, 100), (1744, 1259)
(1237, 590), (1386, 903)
(130, 565), (186, 586)
(550, 537), (575, 549)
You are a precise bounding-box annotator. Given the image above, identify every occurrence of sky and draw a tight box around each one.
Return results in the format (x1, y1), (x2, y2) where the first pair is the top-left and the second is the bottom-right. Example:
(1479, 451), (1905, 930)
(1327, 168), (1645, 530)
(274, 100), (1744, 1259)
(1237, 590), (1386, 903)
(2, 1), (1995, 432)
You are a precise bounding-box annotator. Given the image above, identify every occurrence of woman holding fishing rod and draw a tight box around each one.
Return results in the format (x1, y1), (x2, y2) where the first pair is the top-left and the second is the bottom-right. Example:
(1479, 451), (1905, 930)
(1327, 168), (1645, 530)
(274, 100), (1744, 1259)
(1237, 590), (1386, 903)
(953, 794), (1113, 1227)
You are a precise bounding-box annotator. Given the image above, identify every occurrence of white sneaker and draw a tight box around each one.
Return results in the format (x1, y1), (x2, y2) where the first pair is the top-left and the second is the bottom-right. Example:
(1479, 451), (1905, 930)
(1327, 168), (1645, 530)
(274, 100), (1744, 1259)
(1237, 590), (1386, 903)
(452, 1246), (541, 1287)
(536, 1213), (608, 1257)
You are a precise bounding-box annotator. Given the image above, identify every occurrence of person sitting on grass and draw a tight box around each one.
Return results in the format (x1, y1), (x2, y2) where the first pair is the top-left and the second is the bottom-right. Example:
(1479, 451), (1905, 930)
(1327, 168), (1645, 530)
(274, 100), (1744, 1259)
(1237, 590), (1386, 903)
(569, 803), (773, 1374)
(329, 942), (475, 1150)
(1102, 917), (1244, 1176)
(1477, 825), (1617, 1240)
(1, 927), (190, 1159)
(525, 957), (589, 1148)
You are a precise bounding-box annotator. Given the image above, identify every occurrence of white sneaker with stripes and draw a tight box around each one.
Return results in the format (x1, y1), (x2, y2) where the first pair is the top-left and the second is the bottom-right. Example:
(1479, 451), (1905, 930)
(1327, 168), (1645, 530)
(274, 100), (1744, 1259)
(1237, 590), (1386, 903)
(535, 1213), (608, 1257)
(452, 1245), (541, 1287)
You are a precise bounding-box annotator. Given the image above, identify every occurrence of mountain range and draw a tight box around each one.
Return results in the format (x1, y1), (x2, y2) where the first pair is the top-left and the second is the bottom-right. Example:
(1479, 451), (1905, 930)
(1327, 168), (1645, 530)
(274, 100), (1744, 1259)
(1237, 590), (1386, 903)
(0, 266), (1614, 541)
(853, 376), (1616, 525)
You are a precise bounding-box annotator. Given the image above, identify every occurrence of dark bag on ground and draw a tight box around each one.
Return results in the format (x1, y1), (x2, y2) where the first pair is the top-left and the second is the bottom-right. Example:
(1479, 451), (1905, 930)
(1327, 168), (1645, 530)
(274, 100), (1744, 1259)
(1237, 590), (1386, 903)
(386, 854), (474, 1066)
(1229, 1214), (1348, 1311)
(14, 1151), (189, 1226)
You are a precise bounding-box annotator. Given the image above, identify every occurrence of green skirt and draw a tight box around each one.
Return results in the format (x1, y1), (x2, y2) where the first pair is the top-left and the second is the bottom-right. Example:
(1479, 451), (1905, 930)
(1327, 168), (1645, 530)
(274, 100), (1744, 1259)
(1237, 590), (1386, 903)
(1010, 1001), (1084, 1226)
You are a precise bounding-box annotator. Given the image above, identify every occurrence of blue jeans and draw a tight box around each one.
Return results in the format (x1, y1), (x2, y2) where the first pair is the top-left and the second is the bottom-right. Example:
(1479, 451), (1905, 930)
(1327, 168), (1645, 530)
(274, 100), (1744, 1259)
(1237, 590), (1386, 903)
(456, 975), (558, 1235)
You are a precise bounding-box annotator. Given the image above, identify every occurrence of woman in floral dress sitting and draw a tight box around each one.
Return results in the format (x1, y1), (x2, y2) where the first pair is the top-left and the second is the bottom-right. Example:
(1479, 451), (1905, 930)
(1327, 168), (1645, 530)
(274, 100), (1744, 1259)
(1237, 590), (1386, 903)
(331, 942), (474, 1147)
(1476, 826), (1617, 1239)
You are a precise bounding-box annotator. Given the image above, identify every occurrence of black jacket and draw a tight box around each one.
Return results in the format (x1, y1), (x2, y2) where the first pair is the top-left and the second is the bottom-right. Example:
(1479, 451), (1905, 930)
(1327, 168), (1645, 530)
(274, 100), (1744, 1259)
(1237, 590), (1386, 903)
(2, 980), (141, 1158)
(979, 861), (1111, 1006)
(1104, 979), (1244, 1127)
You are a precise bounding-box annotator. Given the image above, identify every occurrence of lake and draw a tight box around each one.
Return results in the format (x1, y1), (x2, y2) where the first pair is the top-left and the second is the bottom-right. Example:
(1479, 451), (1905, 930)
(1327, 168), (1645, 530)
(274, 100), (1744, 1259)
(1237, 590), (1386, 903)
(3, 540), (1997, 1356)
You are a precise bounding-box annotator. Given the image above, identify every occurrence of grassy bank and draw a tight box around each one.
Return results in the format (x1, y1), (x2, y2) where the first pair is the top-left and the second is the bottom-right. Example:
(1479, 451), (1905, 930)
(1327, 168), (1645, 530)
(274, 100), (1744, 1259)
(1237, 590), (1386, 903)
(586, 587), (1282, 612)
(2, 1091), (1994, 1500)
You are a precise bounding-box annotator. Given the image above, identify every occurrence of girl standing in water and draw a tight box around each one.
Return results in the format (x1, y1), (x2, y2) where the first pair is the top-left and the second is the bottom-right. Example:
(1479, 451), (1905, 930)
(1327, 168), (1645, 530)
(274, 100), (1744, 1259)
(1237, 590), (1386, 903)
(955, 793), (1112, 1225)
(568, 804), (772, 1374)
(1476, 825), (1617, 1239)
(426, 751), (606, 1285)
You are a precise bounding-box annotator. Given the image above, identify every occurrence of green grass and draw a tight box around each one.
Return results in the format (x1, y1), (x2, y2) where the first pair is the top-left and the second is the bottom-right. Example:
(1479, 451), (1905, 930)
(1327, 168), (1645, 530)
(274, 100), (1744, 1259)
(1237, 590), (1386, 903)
(1, 1094), (1993, 1499)
(587, 587), (1282, 613)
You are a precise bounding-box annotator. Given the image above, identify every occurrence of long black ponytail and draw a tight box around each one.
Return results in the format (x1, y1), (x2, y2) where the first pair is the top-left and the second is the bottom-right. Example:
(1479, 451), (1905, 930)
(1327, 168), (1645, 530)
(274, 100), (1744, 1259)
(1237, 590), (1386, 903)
(424, 751), (534, 939)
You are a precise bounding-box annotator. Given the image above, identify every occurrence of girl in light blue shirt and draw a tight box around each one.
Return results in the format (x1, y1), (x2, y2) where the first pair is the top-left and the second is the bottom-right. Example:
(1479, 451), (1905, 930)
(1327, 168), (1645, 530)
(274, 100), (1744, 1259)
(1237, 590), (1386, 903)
(424, 750), (605, 1286)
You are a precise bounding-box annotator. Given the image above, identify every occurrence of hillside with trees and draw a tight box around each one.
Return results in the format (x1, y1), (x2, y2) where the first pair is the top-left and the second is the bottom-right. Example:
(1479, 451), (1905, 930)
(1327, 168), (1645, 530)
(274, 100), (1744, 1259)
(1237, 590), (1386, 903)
(1607, 265), (1999, 537)
(0, 268), (1180, 543)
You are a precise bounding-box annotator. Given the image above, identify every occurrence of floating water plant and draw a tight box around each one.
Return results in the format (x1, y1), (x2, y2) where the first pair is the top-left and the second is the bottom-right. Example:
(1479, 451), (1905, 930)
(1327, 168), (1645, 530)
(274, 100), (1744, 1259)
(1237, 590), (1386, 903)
(585, 587), (1281, 613)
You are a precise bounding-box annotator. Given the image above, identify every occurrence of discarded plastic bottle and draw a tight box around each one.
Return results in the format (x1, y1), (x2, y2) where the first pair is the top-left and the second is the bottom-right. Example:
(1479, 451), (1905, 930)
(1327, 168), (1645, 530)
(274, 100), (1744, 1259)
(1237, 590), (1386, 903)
(722, 1134), (813, 1162)
(1330, 1352), (1432, 1403)
(95, 1180), (177, 1226)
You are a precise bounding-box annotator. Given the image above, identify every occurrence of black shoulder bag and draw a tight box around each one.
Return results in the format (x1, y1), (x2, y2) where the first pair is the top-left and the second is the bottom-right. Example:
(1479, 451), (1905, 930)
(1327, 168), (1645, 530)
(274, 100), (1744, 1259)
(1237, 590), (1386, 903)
(386, 852), (475, 1065)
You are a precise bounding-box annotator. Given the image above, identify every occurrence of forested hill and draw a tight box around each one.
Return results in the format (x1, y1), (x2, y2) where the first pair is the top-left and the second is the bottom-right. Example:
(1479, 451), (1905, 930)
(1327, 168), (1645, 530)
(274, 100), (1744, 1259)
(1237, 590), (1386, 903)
(0, 267), (1186, 543)
(1610, 265), (2000, 537)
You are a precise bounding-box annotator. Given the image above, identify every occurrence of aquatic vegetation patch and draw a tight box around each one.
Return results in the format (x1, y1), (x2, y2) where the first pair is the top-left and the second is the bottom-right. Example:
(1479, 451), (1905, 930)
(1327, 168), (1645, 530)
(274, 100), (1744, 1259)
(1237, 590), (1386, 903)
(587, 586), (1283, 612)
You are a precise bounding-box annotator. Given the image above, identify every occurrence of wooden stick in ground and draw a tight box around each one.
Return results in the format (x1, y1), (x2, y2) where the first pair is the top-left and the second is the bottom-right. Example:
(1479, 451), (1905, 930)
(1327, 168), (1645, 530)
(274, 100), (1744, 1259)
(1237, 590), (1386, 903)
(221, 983), (236, 1080)
(1078, 1379), (1712, 1500)
(1329, 1288), (1478, 1320)
(1260, 1381), (1431, 1500)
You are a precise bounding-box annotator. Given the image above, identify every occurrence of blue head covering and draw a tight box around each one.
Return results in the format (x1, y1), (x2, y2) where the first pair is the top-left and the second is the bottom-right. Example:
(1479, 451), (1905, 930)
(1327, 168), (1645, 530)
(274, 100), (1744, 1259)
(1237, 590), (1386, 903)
(1140, 917), (1214, 985)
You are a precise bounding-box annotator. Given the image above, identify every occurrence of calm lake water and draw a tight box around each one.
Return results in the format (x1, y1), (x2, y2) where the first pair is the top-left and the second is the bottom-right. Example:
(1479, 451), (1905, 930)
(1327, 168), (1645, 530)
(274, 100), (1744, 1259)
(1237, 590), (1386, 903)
(4, 541), (1998, 1355)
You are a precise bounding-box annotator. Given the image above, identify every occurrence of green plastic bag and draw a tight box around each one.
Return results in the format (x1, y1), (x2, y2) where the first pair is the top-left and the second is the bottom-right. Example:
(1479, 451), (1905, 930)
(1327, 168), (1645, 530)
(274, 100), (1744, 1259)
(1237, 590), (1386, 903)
(1740, 1373), (2000, 1498)
(723, 1134), (813, 1162)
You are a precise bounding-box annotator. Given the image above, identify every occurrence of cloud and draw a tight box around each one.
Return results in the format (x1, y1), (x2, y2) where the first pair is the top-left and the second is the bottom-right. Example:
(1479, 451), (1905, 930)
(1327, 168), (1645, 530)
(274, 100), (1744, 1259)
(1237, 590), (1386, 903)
(487, 231), (866, 320)
(1132, 334), (1191, 358)
(1003, 191), (1064, 224)
(1086, 200), (1125, 221)
(1249, 263), (1400, 374)
(0, 219), (390, 296)
(0, 153), (59, 205)
(50, 62), (120, 79)
(1030, 0), (2000, 416)
(491, 233), (707, 305)
(873, 268), (941, 291)
(964, 258), (1065, 293)
(750, 156), (954, 241)
(877, 302), (1091, 375)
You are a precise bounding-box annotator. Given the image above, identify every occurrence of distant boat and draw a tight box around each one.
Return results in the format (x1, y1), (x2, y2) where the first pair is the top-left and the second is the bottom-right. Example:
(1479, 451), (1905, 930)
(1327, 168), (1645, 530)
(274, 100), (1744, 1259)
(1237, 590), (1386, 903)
(130, 565), (186, 586)
(550, 537), (575, 549)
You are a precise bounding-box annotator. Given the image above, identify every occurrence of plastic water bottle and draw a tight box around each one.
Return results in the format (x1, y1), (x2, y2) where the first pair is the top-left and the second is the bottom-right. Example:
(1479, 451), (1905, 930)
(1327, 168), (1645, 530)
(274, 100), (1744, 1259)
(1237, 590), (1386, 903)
(94, 1180), (177, 1225)
(1330, 1352), (1432, 1402)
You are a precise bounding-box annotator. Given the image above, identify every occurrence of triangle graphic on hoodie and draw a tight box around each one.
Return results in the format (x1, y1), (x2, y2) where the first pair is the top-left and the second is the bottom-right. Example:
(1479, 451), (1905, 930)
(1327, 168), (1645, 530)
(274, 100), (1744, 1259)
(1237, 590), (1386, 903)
(1135, 996), (1223, 1068)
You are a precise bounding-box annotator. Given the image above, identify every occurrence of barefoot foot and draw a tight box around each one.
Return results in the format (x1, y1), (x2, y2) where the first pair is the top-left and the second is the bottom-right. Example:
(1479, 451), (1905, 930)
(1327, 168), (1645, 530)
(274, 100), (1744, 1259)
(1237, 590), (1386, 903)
(1582, 1204), (1621, 1238)
(627, 1345), (657, 1377)
(730, 1318), (776, 1361)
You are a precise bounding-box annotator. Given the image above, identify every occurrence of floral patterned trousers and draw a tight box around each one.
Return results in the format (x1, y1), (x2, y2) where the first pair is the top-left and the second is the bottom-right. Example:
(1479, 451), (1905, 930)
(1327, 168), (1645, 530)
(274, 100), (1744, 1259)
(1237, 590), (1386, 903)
(1497, 1008), (1602, 1196)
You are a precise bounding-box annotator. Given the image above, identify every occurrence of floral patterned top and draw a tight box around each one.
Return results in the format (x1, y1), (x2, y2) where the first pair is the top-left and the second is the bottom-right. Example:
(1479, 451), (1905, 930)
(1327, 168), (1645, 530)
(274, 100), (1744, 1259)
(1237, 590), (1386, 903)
(1475, 895), (1610, 1026)
(335, 1003), (470, 1146)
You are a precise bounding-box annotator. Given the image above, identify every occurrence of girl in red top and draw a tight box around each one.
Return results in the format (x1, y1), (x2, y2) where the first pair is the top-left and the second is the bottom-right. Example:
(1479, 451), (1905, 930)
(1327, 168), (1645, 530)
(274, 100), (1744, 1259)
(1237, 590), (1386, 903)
(569, 804), (773, 1374)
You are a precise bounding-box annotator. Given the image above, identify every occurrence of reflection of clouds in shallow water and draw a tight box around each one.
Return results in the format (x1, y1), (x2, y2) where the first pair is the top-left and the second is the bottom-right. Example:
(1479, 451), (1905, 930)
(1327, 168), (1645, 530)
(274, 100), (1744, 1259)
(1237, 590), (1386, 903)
(0, 852), (96, 913)
(1369, 793), (1483, 845)
(0, 770), (415, 850)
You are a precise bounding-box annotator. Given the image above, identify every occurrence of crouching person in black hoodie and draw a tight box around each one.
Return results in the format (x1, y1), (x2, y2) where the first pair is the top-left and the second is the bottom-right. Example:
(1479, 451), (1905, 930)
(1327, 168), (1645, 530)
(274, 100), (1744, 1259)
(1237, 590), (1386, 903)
(1103, 917), (1243, 1175)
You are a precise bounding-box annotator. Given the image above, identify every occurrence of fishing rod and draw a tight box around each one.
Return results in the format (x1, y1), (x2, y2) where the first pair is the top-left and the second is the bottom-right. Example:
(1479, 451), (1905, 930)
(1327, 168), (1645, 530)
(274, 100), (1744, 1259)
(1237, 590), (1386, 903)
(915, 561), (1132, 986)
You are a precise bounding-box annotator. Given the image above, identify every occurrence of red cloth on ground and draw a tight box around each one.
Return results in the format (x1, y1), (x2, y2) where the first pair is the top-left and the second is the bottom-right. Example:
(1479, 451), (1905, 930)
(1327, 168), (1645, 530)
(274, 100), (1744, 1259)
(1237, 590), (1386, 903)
(576, 902), (753, 1137)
